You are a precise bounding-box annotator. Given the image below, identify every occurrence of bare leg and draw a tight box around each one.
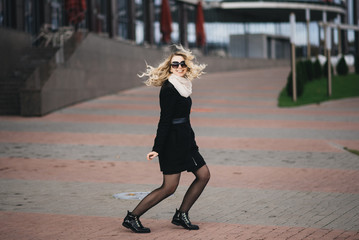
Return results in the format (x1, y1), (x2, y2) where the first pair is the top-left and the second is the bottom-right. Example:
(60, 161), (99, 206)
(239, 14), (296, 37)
(179, 165), (210, 213)
(132, 173), (181, 216)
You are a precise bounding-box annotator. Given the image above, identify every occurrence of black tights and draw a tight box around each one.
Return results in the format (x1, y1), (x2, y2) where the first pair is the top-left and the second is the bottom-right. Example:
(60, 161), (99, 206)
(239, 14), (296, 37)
(131, 165), (210, 216)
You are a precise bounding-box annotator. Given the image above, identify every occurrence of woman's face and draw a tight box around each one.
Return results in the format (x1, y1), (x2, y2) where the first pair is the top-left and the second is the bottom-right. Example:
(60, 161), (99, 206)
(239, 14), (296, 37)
(170, 55), (187, 77)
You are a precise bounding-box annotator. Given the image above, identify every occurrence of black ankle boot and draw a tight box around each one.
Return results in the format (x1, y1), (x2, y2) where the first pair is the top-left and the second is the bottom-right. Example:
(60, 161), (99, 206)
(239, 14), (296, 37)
(122, 211), (151, 233)
(171, 209), (199, 230)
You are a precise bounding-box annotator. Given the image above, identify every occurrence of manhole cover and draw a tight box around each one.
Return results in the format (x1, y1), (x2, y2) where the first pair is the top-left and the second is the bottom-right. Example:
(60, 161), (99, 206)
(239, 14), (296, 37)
(113, 192), (150, 200)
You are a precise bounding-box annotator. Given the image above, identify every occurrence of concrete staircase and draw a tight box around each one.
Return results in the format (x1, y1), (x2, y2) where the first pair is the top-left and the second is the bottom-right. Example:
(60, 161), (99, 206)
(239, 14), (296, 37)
(0, 47), (58, 115)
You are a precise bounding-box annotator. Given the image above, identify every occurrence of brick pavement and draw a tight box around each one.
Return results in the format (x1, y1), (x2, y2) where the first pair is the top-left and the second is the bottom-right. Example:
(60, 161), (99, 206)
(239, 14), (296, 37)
(1, 66), (359, 239)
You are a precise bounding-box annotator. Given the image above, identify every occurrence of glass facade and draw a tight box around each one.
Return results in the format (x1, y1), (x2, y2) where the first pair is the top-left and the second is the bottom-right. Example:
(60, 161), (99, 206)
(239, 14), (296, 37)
(24, 0), (34, 34)
(0, 0), (4, 27)
(0, 0), (356, 56)
(219, 0), (343, 5)
(118, 0), (129, 40)
(49, 1), (63, 30)
(93, 0), (106, 33)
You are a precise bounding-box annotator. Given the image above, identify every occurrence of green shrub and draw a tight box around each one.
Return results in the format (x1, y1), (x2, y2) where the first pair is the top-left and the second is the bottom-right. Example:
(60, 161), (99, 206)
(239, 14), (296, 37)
(286, 71), (295, 97)
(355, 55), (359, 74)
(323, 60), (334, 77)
(297, 61), (308, 89)
(279, 74), (359, 107)
(286, 62), (305, 98)
(304, 60), (314, 81)
(297, 61), (309, 84)
(336, 56), (349, 75)
(313, 58), (322, 79)
(298, 61), (309, 83)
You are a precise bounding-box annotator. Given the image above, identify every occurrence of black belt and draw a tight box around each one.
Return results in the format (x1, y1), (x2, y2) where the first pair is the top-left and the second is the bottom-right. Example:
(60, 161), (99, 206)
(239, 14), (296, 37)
(172, 118), (188, 124)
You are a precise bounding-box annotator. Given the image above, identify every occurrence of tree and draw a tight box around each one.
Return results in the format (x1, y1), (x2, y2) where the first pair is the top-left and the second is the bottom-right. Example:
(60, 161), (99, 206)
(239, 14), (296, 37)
(304, 60), (314, 81)
(313, 58), (322, 79)
(336, 56), (349, 75)
(286, 62), (305, 98)
(323, 60), (334, 78)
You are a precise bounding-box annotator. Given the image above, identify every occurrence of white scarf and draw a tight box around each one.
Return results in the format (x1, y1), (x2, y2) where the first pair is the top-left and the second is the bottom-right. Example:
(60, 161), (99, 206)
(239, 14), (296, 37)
(168, 74), (192, 98)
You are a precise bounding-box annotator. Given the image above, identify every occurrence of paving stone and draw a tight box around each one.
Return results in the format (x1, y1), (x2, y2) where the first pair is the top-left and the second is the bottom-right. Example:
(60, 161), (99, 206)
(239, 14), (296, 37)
(1, 67), (359, 239)
(1, 179), (358, 231)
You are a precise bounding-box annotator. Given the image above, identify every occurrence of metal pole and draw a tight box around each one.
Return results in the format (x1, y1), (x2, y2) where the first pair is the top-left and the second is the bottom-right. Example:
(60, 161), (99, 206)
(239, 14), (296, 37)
(326, 26), (332, 97)
(338, 26), (342, 55)
(318, 22), (321, 55)
(127, 0), (135, 41)
(292, 43), (297, 102)
(327, 49), (332, 96)
(85, 0), (93, 31)
(306, 20), (310, 59)
(112, 0), (118, 37)
(342, 3), (349, 54)
(306, 9), (311, 59)
(244, 23), (249, 58)
(337, 14), (342, 55)
(354, 0), (359, 57)
(179, 2), (188, 48)
(323, 11), (327, 57)
(144, 0), (154, 45)
(15, 0), (25, 31)
(106, 0), (113, 38)
(33, 0), (43, 35)
(290, 13), (297, 102)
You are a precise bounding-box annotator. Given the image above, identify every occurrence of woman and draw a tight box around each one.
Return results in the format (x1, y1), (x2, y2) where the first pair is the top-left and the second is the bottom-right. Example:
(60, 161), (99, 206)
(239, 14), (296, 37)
(122, 45), (210, 233)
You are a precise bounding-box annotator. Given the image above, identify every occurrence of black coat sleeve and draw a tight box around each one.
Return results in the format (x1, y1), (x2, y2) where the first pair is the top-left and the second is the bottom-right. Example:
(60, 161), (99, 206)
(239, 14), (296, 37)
(152, 83), (177, 154)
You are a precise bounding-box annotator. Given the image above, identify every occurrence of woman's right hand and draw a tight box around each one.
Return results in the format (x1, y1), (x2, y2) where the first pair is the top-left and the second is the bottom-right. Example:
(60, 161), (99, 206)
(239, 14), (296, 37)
(147, 151), (158, 161)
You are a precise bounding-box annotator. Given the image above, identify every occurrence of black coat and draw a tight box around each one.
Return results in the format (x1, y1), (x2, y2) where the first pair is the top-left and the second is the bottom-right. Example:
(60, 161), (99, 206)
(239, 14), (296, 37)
(152, 80), (206, 174)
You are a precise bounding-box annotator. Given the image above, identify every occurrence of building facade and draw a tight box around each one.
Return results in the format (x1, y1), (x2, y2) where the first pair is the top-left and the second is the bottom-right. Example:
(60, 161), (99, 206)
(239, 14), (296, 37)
(0, 0), (358, 56)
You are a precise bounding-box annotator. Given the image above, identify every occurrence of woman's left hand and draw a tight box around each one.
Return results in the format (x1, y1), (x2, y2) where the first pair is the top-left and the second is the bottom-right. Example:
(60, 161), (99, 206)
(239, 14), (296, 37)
(147, 151), (158, 161)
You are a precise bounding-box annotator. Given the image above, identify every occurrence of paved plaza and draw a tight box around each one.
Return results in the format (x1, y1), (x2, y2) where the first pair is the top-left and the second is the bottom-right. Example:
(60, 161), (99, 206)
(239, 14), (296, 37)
(0, 66), (359, 239)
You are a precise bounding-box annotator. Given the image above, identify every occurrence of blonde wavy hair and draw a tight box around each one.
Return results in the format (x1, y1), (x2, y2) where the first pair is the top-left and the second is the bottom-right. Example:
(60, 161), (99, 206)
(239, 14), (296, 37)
(139, 45), (206, 87)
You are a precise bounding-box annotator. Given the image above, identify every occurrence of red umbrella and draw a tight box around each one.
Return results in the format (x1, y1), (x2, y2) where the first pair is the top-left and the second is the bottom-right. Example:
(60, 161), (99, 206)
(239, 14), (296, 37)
(160, 0), (173, 44)
(65, 0), (87, 25)
(196, 1), (206, 47)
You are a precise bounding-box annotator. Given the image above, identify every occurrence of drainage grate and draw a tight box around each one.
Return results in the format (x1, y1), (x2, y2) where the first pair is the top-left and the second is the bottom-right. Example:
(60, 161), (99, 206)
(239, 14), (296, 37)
(113, 192), (150, 200)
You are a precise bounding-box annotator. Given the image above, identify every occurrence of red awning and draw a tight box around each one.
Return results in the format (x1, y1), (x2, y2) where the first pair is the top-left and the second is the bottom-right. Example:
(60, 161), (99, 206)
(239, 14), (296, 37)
(160, 0), (173, 44)
(65, 0), (87, 25)
(196, 1), (206, 47)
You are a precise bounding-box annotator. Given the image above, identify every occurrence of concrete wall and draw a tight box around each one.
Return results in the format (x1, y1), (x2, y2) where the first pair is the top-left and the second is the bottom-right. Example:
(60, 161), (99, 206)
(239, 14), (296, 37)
(229, 34), (290, 60)
(0, 27), (32, 80)
(21, 33), (289, 116)
(21, 34), (165, 115)
(199, 54), (289, 73)
(230, 34), (266, 58)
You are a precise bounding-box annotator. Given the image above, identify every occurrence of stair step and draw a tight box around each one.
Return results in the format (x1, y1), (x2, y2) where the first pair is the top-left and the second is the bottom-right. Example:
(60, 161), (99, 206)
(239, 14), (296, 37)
(1, 46), (59, 116)
(0, 95), (20, 99)
(0, 110), (20, 115)
(0, 83), (23, 88)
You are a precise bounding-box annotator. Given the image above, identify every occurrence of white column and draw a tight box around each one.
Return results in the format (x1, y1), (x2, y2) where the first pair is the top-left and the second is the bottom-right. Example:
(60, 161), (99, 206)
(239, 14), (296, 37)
(337, 14), (342, 55)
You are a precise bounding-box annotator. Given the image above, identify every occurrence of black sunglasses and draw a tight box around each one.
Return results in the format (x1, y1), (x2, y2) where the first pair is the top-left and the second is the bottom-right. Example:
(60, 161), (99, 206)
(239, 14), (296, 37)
(171, 61), (187, 69)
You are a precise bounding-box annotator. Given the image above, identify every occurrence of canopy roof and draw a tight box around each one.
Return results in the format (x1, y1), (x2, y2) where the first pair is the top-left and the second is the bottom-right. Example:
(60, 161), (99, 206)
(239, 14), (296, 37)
(178, 0), (346, 22)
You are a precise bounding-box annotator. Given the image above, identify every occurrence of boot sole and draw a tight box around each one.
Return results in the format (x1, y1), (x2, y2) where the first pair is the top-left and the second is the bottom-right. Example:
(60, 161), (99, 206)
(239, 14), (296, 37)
(122, 222), (151, 233)
(171, 220), (199, 230)
(171, 220), (181, 226)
